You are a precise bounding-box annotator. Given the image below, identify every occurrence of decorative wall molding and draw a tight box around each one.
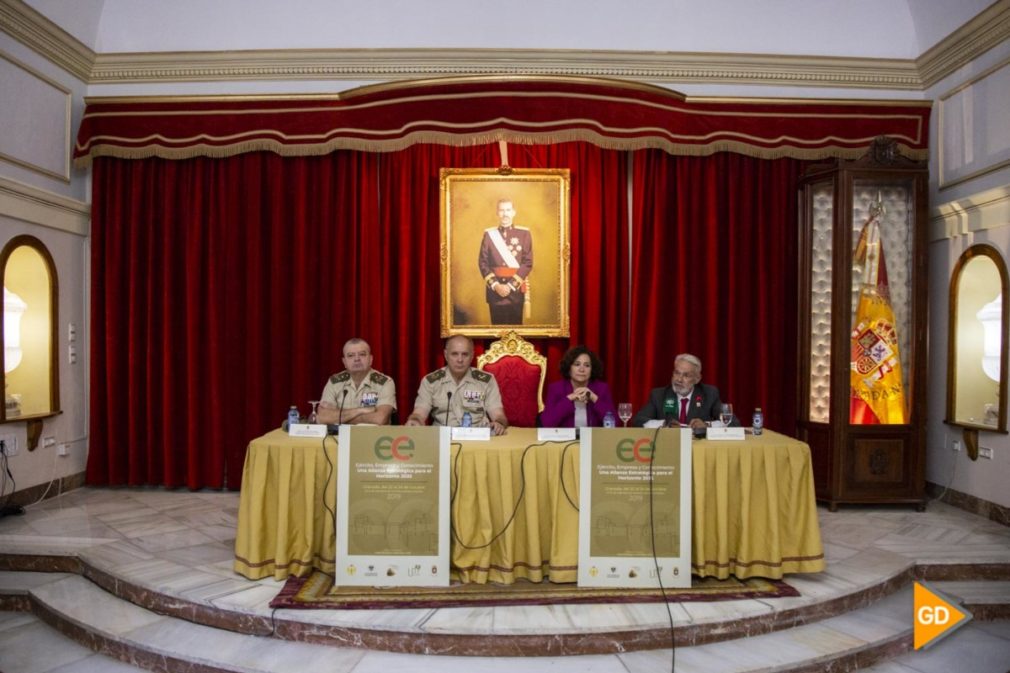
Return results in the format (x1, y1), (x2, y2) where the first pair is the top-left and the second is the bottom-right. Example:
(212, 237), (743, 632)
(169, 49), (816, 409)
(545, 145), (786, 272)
(917, 0), (1010, 88)
(0, 49), (72, 182)
(937, 55), (1010, 191)
(930, 184), (1010, 241)
(2, 0), (1008, 92)
(0, 0), (93, 82)
(0, 175), (89, 236)
(87, 48), (924, 90)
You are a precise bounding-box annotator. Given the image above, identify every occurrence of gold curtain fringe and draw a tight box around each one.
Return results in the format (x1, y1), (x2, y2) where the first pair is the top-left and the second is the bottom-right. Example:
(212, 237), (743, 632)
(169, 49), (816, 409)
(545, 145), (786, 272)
(74, 130), (927, 168)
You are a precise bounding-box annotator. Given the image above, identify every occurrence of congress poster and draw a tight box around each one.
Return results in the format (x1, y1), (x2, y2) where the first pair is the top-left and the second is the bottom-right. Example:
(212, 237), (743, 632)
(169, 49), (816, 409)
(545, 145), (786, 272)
(578, 427), (692, 588)
(336, 426), (450, 586)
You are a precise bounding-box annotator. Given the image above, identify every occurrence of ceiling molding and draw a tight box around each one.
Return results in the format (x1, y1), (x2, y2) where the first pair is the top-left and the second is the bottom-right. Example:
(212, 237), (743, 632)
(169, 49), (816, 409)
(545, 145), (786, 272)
(0, 0), (94, 82)
(917, 0), (1010, 87)
(1, 0), (1006, 93)
(917, 0), (1010, 89)
(88, 48), (924, 90)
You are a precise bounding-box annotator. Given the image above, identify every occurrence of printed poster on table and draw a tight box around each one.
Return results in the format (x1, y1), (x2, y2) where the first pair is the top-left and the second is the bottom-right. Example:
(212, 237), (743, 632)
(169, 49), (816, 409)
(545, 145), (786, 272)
(336, 425), (450, 586)
(578, 427), (692, 588)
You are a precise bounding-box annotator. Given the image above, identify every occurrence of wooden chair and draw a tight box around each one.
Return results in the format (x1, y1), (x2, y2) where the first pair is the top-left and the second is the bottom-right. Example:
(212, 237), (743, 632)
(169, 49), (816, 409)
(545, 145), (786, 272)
(476, 330), (547, 427)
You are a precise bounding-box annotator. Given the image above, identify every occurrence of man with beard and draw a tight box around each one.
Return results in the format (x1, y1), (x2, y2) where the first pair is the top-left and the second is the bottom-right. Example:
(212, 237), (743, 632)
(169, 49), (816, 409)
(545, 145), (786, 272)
(631, 353), (736, 429)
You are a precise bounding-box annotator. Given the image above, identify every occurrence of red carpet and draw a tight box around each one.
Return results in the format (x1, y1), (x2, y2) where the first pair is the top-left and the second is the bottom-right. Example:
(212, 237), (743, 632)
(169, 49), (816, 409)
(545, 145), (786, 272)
(269, 572), (800, 610)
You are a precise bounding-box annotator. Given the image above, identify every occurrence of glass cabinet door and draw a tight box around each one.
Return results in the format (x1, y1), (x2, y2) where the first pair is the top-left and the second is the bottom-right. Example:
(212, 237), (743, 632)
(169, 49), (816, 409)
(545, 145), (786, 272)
(848, 180), (914, 426)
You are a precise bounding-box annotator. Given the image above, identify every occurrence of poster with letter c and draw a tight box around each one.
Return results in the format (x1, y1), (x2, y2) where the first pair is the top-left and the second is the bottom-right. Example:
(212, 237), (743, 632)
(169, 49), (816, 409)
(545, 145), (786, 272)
(336, 426), (450, 586)
(578, 428), (692, 588)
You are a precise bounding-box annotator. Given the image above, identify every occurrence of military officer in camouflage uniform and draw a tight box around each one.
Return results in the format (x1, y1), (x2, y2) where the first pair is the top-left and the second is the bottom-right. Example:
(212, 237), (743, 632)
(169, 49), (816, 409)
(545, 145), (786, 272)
(478, 198), (533, 325)
(405, 334), (509, 435)
(316, 338), (396, 425)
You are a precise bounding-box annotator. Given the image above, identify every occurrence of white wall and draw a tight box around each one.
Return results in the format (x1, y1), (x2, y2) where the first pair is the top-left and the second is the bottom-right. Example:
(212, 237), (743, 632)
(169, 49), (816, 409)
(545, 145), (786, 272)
(57, 0), (930, 57)
(926, 38), (1010, 508)
(0, 30), (90, 494)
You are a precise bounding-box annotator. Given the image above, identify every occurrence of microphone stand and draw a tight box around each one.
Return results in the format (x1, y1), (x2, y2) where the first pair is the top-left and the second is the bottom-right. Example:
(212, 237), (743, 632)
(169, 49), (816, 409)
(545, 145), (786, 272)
(444, 391), (452, 427)
(337, 389), (349, 425)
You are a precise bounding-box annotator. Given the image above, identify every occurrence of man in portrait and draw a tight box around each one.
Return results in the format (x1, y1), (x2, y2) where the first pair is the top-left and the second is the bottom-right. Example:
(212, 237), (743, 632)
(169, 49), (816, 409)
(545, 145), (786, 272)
(478, 198), (533, 324)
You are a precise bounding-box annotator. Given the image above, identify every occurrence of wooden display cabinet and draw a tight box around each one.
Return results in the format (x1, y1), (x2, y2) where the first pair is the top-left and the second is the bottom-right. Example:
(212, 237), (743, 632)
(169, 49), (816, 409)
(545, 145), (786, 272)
(796, 138), (928, 510)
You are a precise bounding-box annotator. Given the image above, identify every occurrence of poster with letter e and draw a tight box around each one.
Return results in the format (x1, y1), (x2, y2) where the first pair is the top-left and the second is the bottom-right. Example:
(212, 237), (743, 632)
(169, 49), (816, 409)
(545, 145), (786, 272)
(578, 428), (692, 588)
(336, 426), (450, 587)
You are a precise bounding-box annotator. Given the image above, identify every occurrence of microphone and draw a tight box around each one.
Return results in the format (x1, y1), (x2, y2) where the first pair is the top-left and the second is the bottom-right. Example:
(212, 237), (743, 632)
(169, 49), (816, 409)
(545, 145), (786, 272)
(444, 392), (452, 427)
(663, 397), (677, 427)
(337, 389), (349, 425)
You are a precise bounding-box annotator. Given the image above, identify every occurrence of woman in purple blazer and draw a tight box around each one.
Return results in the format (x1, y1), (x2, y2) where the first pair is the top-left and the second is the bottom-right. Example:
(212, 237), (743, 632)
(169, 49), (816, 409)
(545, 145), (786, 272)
(540, 346), (617, 427)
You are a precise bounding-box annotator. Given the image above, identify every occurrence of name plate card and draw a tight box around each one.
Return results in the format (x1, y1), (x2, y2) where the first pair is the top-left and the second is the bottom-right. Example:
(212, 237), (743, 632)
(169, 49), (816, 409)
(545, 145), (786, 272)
(288, 423), (327, 438)
(538, 428), (578, 441)
(578, 427), (692, 589)
(336, 426), (450, 587)
(706, 426), (746, 441)
(451, 427), (491, 441)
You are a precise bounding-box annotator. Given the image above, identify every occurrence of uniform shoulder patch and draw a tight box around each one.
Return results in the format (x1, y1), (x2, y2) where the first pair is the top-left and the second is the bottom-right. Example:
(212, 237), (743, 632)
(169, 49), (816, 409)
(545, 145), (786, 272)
(471, 369), (491, 382)
(425, 369), (446, 383)
(514, 226), (530, 232)
(369, 371), (390, 385)
(330, 371), (351, 384)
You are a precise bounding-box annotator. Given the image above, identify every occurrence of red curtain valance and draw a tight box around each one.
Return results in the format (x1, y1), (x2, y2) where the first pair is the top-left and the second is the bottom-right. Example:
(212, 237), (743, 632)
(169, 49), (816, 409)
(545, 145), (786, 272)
(74, 77), (930, 166)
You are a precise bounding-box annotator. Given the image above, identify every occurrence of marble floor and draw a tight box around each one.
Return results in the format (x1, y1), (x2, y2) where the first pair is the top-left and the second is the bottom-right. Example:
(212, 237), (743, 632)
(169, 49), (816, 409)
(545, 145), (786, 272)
(0, 487), (1009, 672)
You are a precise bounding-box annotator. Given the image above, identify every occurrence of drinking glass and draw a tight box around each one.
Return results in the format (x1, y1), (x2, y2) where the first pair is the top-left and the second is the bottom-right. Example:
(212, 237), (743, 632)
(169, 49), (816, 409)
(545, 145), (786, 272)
(719, 403), (734, 427)
(618, 402), (633, 427)
(308, 400), (320, 424)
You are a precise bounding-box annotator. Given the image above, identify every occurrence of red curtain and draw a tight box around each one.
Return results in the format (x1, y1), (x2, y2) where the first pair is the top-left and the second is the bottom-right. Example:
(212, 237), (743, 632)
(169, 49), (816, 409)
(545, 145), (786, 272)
(88, 143), (808, 488)
(88, 152), (381, 488)
(629, 150), (813, 432)
(88, 142), (632, 488)
(74, 79), (930, 165)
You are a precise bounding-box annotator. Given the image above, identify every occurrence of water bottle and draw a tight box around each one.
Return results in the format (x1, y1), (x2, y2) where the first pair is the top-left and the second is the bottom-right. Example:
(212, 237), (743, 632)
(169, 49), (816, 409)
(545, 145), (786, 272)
(603, 411), (616, 428)
(461, 412), (472, 427)
(752, 407), (764, 436)
(287, 405), (300, 430)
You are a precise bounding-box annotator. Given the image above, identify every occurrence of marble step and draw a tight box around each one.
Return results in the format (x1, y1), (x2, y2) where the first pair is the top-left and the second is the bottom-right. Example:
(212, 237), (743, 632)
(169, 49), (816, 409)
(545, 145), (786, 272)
(6, 571), (929, 673)
(1, 545), (925, 655)
(0, 611), (150, 673)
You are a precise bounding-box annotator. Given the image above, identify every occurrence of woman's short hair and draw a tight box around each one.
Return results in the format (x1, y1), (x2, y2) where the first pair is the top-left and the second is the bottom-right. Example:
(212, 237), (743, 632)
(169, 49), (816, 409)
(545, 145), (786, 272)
(559, 345), (605, 381)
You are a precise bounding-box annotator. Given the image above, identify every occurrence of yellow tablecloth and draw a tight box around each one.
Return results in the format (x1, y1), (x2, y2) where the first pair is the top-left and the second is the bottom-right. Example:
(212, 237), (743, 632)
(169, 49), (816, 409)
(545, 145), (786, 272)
(233, 428), (825, 582)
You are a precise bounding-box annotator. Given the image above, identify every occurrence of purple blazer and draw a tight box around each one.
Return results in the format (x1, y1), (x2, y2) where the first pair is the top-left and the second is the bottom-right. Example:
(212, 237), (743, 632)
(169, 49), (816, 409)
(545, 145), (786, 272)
(540, 379), (617, 427)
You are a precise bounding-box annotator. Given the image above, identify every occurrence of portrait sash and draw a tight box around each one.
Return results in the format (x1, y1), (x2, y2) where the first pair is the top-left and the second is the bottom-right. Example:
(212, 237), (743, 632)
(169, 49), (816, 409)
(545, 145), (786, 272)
(486, 228), (520, 268)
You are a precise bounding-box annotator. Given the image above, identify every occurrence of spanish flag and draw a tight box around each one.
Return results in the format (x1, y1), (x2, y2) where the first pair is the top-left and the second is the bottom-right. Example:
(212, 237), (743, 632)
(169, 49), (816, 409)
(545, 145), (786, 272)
(850, 215), (907, 424)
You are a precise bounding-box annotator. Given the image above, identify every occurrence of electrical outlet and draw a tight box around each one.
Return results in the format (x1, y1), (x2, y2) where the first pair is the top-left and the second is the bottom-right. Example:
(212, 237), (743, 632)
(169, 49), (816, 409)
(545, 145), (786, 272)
(0, 434), (17, 456)
(43, 436), (56, 448)
(952, 440), (961, 452)
(68, 322), (77, 342)
(68, 344), (77, 364)
(56, 444), (69, 457)
(979, 446), (994, 460)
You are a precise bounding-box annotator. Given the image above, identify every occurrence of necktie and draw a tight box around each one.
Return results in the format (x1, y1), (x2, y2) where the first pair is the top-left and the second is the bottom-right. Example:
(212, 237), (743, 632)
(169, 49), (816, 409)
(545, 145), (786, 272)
(679, 398), (688, 424)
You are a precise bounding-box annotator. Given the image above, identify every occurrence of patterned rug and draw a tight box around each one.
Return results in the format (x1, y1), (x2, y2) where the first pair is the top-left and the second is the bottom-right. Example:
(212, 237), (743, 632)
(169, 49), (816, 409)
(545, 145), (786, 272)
(269, 572), (800, 610)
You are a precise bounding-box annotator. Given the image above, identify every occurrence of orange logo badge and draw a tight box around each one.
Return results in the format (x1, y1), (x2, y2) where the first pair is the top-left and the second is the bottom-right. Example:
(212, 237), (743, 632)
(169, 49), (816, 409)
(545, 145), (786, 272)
(913, 582), (972, 650)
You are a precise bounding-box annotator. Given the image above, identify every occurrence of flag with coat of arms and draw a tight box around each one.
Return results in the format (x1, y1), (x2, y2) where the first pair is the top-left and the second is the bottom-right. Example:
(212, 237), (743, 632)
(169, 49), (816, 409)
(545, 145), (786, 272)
(850, 203), (908, 424)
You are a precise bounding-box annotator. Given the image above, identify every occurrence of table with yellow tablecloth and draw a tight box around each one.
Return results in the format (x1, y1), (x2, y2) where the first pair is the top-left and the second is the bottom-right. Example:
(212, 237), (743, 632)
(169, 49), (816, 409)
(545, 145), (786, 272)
(233, 428), (825, 582)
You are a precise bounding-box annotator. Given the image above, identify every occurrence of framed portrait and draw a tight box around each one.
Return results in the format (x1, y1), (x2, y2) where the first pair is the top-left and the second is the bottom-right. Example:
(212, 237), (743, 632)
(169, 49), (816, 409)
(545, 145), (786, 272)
(440, 168), (570, 338)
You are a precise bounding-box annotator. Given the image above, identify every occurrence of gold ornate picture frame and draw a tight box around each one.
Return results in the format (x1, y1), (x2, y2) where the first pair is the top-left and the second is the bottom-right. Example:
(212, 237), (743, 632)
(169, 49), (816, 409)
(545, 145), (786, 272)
(440, 168), (570, 338)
